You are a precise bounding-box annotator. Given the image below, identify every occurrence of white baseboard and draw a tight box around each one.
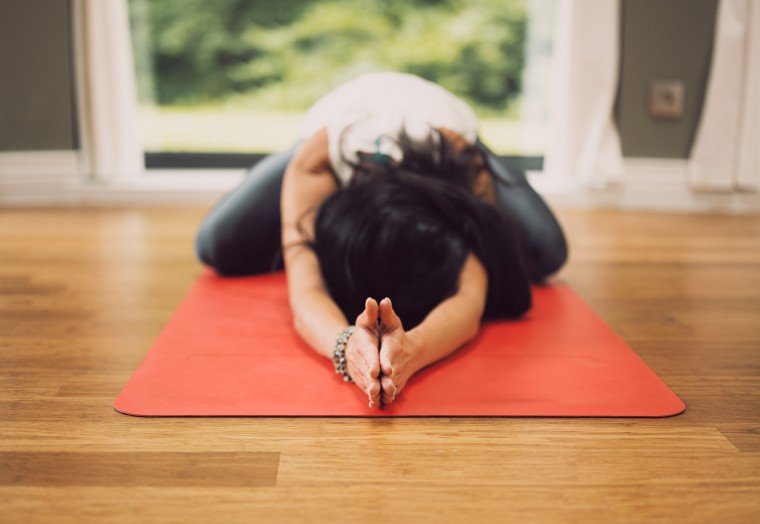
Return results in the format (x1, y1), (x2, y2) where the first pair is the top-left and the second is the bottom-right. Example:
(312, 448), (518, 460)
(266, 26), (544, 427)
(0, 152), (244, 206)
(532, 159), (760, 214)
(0, 151), (82, 205)
(75, 170), (245, 205)
(1, 153), (759, 213)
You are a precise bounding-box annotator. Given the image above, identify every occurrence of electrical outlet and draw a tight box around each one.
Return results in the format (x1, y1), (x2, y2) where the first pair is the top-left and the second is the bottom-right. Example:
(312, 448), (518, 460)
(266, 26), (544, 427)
(648, 80), (685, 120)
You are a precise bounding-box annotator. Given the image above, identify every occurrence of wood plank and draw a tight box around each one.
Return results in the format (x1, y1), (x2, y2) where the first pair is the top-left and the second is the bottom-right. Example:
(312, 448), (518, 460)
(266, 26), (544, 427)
(717, 424), (760, 452)
(0, 452), (279, 487)
(599, 484), (760, 524)
(0, 486), (614, 524)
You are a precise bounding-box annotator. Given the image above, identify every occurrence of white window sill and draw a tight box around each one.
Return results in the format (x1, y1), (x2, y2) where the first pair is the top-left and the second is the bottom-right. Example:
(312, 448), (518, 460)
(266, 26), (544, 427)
(71, 169), (248, 205)
(133, 168), (247, 190)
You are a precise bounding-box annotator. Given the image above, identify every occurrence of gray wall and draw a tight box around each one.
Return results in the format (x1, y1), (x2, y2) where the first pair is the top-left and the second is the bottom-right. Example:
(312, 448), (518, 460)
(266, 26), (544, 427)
(616, 0), (718, 158)
(0, 0), (77, 151)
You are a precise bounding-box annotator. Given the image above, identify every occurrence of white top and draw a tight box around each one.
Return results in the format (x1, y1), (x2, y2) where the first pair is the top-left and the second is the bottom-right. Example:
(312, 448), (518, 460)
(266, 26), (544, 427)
(300, 72), (479, 186)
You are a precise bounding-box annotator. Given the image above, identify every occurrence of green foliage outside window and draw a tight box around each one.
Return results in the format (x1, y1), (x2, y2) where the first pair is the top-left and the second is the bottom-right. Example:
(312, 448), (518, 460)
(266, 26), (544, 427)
(130, 0), (527, 116)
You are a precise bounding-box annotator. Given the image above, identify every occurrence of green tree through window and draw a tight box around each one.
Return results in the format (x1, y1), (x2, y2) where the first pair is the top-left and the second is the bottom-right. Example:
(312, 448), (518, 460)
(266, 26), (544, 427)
(129, 0), (550, 156)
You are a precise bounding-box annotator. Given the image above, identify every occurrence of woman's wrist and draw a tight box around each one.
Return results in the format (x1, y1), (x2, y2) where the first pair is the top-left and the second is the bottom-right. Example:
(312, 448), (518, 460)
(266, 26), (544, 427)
(403, 327), (428, 376)
(404, 304), (480, 373)
(331, 325), (355, 382)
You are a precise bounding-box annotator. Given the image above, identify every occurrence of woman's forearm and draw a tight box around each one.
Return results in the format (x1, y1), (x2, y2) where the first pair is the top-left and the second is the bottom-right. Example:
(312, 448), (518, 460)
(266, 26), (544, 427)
(406, 292), (483, 372)
(405, 253), (488, 373)
(291, 289), (350, 359)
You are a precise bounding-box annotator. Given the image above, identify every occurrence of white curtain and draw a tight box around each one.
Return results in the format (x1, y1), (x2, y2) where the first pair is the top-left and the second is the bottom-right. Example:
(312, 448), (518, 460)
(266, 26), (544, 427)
(72, 0), (142, 183)
(543, 0), (623, 187)
(689, 0), (760, 192)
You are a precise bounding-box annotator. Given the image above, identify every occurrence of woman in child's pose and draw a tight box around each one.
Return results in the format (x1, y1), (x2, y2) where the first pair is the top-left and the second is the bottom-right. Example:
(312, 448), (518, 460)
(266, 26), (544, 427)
(196, 72), (567, 408)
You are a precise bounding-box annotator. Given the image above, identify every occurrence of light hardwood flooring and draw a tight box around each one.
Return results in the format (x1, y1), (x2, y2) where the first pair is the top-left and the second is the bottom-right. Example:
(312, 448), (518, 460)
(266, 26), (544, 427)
(1, 207), (759, 523)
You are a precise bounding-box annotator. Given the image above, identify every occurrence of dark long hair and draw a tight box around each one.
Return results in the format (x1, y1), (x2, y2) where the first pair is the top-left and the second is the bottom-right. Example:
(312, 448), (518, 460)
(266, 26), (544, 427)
(304, 129), (532, 329)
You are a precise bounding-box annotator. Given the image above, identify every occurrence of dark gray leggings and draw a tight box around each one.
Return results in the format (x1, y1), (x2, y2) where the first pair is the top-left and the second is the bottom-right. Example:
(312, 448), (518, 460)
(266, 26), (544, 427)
(195, 140), (568, 282)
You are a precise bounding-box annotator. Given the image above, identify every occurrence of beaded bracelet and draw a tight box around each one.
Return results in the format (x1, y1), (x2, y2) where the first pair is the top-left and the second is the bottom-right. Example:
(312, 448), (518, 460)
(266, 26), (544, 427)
(332, 326), (355, 382)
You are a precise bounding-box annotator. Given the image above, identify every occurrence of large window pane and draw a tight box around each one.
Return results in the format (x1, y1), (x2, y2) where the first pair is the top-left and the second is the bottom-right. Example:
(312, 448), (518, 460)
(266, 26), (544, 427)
(129, 0), (554, 157)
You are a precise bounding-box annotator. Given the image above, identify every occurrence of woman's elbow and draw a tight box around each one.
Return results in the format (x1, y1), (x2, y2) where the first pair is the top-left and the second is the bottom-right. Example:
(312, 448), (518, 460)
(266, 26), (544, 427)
(465, 316), (482, 343)
(288, 297), (307, 336)
(461, 293), (486, 342)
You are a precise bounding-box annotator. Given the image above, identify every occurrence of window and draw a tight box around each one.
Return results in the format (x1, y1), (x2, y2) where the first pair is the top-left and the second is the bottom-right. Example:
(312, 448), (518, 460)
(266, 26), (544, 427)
(128, 0), (555, 169)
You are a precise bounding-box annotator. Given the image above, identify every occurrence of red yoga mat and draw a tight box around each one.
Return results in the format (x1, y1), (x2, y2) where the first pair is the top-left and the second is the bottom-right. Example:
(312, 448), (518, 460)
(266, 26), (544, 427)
(114, 271), (685, 417)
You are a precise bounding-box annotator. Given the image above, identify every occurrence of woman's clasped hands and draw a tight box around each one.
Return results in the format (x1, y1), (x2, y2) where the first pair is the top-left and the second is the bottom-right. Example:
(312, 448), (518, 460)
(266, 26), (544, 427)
(344, 297), (420, 408)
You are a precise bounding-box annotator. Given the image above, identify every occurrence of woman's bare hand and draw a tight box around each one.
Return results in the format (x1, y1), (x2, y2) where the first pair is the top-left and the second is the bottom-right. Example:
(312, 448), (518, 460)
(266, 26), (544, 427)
(378, 298), (421, 405)
(345, 298), (382, 408)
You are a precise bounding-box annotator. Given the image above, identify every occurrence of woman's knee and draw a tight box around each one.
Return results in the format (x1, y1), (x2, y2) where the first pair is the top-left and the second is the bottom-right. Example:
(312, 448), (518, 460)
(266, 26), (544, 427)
(194, 216), (244, 275)
(195, 213), (284, 276)
(194, 217), (229, 272)
(527, 224), (569, 282)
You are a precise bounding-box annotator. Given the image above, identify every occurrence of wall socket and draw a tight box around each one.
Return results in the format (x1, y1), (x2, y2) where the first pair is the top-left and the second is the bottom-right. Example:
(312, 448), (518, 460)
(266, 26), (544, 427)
(648, 80), (685, 120)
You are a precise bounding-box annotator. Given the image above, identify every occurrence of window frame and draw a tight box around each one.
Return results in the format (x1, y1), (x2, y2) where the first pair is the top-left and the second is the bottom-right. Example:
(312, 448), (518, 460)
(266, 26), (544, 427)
(144, 152), (543, 172)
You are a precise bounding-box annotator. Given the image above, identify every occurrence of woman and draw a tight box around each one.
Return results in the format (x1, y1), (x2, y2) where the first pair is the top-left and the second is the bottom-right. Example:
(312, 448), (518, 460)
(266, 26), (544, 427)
(195, 72), (567, 408)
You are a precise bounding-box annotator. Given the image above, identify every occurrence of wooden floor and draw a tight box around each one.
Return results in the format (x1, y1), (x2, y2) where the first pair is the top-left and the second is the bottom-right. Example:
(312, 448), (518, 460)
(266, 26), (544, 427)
(1, 206), (759, 523)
